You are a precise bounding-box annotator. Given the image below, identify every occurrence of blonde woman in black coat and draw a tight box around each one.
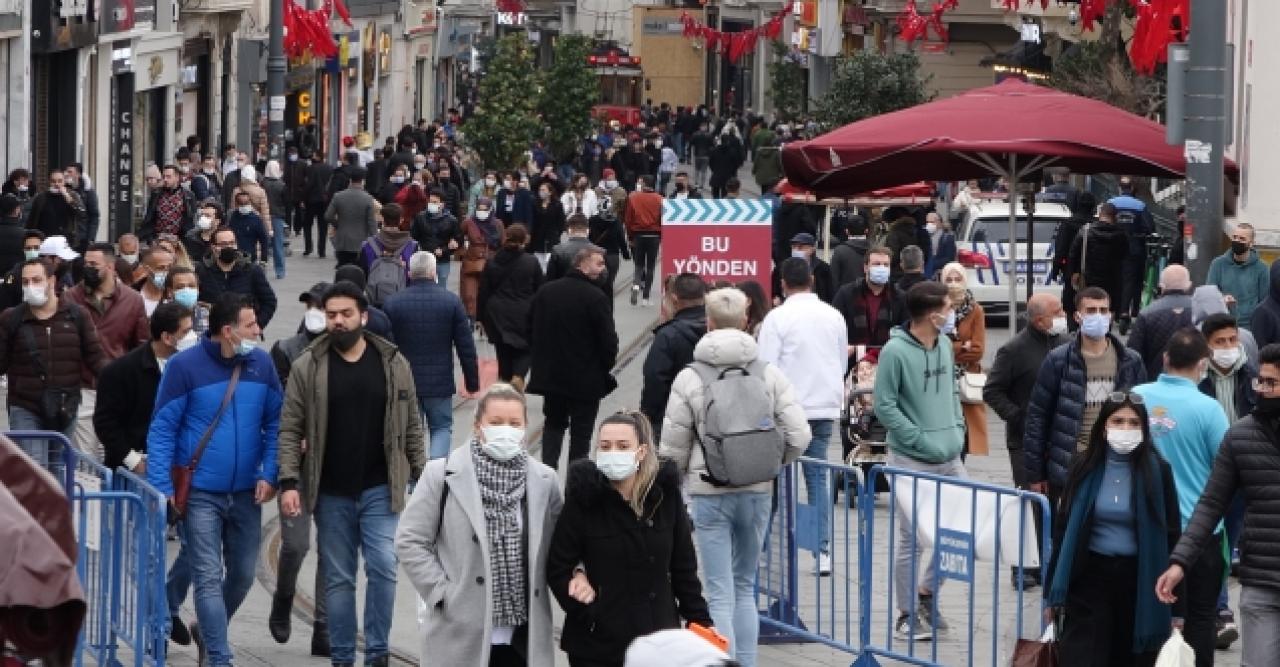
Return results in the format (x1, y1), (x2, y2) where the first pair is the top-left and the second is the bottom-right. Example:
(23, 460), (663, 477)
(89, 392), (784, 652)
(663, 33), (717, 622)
(547, 411), (712, 667)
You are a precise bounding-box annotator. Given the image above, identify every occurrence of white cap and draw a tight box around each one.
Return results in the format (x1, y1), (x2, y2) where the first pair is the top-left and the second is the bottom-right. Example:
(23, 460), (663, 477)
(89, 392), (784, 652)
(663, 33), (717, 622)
(38, 235), (79, 261)
(240, 165), (257, 182)
(624, 630), (732, 667)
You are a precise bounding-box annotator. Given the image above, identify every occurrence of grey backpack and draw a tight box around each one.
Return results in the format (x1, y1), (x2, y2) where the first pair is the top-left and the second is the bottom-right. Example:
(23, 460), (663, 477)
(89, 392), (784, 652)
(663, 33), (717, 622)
(366, 240), (407, 306)
(691, 360), (787, 487)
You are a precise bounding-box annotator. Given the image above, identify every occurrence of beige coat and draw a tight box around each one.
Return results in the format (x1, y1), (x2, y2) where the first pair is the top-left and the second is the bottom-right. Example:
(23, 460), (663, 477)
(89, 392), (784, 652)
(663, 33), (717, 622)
(395, 446), (563, 667)
(659, 328), (812, 495)
(276, 332), (426, 512)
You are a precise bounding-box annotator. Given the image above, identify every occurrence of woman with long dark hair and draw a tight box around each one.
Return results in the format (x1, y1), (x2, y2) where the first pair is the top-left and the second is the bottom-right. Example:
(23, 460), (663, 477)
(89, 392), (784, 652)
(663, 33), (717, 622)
(736, 280), (771, 337)
(1044, 393), (1183, 666)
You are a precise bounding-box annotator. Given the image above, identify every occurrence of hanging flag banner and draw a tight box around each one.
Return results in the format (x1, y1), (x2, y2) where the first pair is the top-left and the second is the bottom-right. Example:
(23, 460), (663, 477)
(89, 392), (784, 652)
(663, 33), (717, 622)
(662, 199), (775, 300)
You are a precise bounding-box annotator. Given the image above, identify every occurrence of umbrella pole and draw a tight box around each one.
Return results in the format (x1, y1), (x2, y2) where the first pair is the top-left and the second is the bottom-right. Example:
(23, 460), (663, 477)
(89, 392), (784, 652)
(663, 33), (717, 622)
(1008, 154), (1018, 334)
(822, 205), (833, 263)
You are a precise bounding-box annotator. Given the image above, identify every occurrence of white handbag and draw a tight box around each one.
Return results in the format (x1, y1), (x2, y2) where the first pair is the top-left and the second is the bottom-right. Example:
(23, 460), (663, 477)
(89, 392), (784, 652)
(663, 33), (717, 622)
(958, 372), (987, 404)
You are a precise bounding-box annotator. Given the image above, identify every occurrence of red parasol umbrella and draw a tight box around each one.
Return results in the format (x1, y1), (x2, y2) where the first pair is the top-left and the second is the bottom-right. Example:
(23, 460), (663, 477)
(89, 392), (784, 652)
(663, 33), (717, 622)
(782, 79), (1235, 196)
(782, 79), (1237, 329)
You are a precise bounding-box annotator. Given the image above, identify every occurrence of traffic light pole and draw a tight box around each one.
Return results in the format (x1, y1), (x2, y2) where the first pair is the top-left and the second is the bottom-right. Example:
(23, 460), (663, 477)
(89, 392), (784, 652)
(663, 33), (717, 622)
(266, 0), (287, 161)
(1183, 0), (1227, 285)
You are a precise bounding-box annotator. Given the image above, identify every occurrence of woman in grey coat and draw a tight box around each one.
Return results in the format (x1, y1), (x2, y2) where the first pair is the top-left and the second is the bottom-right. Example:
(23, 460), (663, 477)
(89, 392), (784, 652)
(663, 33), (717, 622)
(395, 383), (564, 667)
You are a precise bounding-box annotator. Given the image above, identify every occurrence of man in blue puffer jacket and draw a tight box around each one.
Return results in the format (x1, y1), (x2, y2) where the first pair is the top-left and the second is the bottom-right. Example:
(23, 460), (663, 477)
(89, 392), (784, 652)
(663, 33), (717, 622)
(147, 292), (283, 667)
(1023, 286), (1146, 499)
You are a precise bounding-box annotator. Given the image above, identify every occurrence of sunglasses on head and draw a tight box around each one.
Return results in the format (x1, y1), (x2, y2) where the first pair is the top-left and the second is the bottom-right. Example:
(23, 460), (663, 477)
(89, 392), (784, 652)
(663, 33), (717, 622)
(1105, 391), (1144, 406)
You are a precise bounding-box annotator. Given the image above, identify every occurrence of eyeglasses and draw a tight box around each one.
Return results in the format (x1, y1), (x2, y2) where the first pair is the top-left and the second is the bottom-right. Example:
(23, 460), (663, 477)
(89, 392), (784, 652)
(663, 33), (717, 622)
(1253, 378), (1280, 392)
(1105, 391), (1144, 405)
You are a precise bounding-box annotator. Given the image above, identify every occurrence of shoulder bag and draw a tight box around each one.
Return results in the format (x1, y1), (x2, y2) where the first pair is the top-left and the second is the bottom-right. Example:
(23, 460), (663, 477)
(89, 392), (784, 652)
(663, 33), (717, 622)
(170, 364), (242, 516)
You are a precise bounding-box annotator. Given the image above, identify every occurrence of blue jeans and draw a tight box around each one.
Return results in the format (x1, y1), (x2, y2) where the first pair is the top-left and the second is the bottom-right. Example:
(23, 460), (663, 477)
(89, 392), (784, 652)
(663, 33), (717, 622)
(167, 528), (192, 617)
(436, 259), (452, 288)
(693, 492), (771, 667)
(183, 490), (262, 667)
(313, 485), (399, 663)
(271, 216), (287, 278)
(9, 404), (77, 476)
(801, 419), (834, 555)
(419, 396), (454, 460)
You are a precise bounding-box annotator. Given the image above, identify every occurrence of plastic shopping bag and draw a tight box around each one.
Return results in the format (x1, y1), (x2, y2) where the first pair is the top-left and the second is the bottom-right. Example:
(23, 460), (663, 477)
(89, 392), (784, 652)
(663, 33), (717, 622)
(1154, 628), (1195, 667)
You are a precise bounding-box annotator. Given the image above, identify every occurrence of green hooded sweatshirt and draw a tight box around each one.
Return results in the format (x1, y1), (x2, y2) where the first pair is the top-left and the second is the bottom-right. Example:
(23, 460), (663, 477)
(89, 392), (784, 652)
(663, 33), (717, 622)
(872, 326), (965, 464)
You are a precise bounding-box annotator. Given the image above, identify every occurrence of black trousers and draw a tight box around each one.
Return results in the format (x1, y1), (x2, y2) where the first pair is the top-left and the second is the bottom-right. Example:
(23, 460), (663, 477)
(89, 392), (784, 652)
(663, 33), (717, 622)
(602, 253), (620, 295)
(631, 234), (661, 299)
(495, 342), (532, 383)
(569, 658), (621, 667)
(489, 644), (525, 667)
(1059, 551), (1158, 667)
(335, 250), (359, 268)
(1183, 534), (1225, 667)
(541, 395), (600, 470)
(1119, 256), (1145, 319)
(303, 201), (327, 257)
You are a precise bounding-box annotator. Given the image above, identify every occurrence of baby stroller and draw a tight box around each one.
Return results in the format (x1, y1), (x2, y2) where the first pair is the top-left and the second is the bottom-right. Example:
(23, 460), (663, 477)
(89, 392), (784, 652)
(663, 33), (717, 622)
(834, 349), (890, 507)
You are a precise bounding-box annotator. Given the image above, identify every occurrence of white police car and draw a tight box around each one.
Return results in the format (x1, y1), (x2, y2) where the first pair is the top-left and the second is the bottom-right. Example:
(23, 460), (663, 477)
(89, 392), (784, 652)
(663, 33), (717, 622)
(955, 199), (1073, 316)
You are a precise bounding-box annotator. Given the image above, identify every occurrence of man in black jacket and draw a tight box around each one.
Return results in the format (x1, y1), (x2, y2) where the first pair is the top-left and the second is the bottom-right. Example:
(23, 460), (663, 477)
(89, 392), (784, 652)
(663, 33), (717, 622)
(302, 151), (334, 257)
(0, 195), (27, 271)
(528, 244), (619, 469)
(28, 170), (87, 248)
(1023, 287), (1146, 498)
(984, 293), (1067, 588)
(1127, 264), (1195, 379)
(195, 228), (279, 329)
(640, 274), (706, 431)
(830, 214), (869, 290)
(830, 246), (902, 348)
(1068, 202), (1129, 317)
(1157, 343), (1280, 665)
(65, 163), (99, 252)
(94, 303), (193, 470)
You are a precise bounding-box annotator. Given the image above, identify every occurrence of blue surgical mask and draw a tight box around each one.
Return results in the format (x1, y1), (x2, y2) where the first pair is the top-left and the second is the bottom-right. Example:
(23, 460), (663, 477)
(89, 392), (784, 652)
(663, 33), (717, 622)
(173, 287), (199, 309)
(235, 336), (257, 356)
(868, 265), (891, 285)
(1080, 313), (1111, 339)
(939, 309), (957, 335)
(596, 450), (639, 481)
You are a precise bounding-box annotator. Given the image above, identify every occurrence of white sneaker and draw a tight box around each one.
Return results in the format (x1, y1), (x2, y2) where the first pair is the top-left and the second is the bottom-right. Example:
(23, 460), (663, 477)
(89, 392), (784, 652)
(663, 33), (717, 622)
(815, 552), (832, 576)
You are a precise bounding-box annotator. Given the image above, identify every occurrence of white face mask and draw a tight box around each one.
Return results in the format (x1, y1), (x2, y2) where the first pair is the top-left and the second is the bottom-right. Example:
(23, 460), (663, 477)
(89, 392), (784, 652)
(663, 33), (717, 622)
(867, 265), (891, 285)
(596, 450), (640, 481)
(1212, 346), (1242, 368)
(1106, 428), (1143, 455)
(427, 203), (442, 215)
(121, 253), (139, 264)
(196, 215), (213, 230)
(22, 284), (48, 307)
(176, 330), (199, 352)
(1047, 316), (1069, 336)
(604, 179), (618, 190)
(475, 210), (490, 221)
(304, 308), (327, 334)
(480, 425), (526, 461)
(485, 177), (497, 188)
(390, 175), (406, 184)
(790, 249), (807, 259)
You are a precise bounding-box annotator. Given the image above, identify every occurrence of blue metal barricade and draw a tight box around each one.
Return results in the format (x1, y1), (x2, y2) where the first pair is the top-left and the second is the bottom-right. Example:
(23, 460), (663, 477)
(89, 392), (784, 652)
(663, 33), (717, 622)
(854, 464), (1053, 667)
(6, 430), (168, 667)
(757, 457), (866, 657)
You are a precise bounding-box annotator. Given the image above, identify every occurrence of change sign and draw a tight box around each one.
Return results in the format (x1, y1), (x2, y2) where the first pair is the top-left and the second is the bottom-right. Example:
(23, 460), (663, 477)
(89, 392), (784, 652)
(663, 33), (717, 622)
(662, 199), (775, 299)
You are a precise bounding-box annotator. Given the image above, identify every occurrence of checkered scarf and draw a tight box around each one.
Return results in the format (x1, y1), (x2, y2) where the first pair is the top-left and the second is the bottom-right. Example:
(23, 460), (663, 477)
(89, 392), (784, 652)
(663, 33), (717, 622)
(470, 439), (528, 628)
(154, 188), (185, 236)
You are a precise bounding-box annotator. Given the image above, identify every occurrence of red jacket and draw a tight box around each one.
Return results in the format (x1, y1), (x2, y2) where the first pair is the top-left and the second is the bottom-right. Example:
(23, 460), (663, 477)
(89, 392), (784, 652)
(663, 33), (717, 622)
(624, 190), (663, 235)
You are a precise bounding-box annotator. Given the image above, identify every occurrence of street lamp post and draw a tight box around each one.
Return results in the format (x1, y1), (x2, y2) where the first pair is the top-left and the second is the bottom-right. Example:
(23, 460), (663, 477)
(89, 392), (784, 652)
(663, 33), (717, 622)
(266, 0), (287, 161)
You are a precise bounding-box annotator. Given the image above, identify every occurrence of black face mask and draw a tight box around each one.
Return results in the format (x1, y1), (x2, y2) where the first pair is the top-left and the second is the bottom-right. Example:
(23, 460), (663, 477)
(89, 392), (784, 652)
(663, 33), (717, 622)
(82, 267), (103, 290)
(1232, 240), (1250, 256)
(1255, 396), (1280, 418)
(331, 327), (363, 352)
(218, 247), (239, 264)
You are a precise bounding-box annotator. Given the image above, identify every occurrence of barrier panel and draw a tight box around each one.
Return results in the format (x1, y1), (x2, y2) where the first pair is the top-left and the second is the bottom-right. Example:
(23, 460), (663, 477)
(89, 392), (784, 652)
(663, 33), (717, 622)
(855, 464), (1052, 667)
(757, 457), (866, 656)
(6, 431), (168, 667)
